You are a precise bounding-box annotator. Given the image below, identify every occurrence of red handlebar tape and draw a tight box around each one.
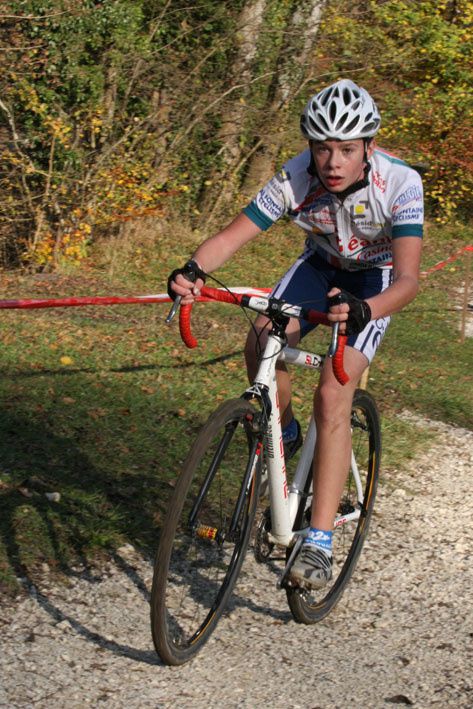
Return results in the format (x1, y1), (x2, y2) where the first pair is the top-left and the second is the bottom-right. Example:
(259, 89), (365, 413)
(179, 286), (350, 385)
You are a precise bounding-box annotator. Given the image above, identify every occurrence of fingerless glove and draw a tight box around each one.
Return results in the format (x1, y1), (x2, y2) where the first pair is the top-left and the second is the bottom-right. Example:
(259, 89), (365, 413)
(167, 260), (207, 300)
(327, 289), (372, 336)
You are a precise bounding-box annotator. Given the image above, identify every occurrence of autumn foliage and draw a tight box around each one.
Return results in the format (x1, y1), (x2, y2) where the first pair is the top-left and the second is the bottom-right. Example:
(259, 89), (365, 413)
(0, 0), (471, 269)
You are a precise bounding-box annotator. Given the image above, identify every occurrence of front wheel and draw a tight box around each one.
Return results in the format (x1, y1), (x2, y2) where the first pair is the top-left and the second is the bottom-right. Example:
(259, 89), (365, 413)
(286, 389), (381, 624)
(151, 398), (262, 665)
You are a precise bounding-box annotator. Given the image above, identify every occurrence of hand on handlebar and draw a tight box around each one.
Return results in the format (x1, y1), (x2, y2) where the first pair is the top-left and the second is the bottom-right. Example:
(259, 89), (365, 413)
(327, 287), (372, 336)
(166, 260), (207, 323)
(167, 260), (206, 304)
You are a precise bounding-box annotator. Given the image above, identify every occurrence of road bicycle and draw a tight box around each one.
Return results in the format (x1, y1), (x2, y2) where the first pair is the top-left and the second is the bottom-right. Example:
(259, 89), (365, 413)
(151, 285), (381, 665)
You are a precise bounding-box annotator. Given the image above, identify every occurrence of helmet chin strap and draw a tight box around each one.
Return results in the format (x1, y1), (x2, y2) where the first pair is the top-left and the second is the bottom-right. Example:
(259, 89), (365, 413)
(308, 138), (372, 200)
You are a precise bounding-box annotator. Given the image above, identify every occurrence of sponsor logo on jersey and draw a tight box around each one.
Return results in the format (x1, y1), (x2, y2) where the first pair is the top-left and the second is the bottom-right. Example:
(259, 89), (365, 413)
(256, 184), (284, 219)
(393, 205), (424, 222)
(352, 220), (384, 230)
(350, 201), (369, 218)
(357, 248), (391, 264)
(372, 171), (387, 193)
(396, 185), (423, 207)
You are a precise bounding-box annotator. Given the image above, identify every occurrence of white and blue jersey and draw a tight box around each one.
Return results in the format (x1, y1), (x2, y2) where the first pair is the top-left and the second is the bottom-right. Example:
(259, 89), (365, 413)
(243, 147), (423, 271)
(242, 148), (424, 362)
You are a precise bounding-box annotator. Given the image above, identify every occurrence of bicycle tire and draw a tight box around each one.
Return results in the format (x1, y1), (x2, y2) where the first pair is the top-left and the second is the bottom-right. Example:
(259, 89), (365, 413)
(151, 398), (262, 665)
(286, 389), (381, 624)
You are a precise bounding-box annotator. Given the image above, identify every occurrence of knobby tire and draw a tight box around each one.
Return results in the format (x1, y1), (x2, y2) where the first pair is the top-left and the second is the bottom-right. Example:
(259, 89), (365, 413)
(151, 398), (262, 665)
(286, 389), (381, 623)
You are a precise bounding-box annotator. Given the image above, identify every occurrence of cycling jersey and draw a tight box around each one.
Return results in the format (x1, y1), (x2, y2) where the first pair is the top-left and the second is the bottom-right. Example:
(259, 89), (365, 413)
(243, 148), (424, 272)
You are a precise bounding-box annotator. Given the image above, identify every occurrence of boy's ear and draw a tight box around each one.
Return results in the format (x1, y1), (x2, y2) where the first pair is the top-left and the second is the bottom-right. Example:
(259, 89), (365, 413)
(367, 139), (376, 158)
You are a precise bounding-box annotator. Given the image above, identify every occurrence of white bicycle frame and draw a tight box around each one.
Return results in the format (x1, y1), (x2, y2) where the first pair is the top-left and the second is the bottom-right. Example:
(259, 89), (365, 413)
(244, 297), (365, 550)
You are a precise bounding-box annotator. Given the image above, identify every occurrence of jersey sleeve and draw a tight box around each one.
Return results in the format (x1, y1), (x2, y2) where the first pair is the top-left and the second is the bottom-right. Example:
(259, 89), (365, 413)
(243, 169), (291, 231)
(391, 173), (424, 238)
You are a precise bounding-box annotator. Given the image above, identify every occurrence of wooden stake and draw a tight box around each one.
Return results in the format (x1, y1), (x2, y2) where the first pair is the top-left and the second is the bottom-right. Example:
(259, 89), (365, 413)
(460, 249), (471, 344)
(359, 367), (369, 390)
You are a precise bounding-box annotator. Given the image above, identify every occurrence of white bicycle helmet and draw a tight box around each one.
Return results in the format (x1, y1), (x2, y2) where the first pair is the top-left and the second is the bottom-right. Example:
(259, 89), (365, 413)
(300, 79), (381, 141)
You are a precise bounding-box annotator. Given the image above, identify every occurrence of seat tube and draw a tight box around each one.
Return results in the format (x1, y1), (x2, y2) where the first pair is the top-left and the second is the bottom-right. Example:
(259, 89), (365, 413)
(288, 417), (316, 523)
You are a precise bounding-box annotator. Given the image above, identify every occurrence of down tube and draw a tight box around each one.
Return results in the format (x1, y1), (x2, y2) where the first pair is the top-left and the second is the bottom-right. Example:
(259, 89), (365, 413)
(265, 371), (293, 543)
(254, 345), (293, 544)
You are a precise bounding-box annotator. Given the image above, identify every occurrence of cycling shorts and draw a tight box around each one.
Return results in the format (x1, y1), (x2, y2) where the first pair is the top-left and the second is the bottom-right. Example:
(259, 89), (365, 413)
(271, 243), (393, 363)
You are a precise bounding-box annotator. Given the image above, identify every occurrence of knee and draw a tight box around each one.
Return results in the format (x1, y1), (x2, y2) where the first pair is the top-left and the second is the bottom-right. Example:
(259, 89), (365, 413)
(314, 381), (352, 431)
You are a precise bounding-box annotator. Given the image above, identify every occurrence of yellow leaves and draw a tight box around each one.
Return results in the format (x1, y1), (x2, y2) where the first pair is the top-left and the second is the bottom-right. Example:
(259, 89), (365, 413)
(91, 116), (103, 134)
(24, 232), (55, 266)
(59, 356), (73, 366)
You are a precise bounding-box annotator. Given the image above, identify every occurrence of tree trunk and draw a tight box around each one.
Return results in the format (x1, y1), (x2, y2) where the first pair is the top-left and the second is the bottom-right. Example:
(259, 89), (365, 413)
(198, 0), (266, 221)
(242, 0), (326, 197)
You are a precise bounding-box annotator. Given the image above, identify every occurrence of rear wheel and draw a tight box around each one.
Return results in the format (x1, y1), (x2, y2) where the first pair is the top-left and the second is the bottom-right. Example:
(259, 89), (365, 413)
(286, 389), (381, 623)
(151, 398), (262, 665)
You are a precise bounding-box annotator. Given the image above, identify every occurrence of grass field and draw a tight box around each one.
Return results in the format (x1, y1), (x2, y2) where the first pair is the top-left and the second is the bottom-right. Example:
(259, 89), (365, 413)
(0, 220), (471, 595)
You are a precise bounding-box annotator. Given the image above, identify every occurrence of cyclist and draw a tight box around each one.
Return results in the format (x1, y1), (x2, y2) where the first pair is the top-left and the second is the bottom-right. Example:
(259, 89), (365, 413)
(168, 79), (423, 589)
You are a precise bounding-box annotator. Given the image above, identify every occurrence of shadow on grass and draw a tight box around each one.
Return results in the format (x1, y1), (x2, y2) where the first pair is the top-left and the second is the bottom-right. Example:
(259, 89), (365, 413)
(0, 405), (289, 664)
(0, 349), (243, 379)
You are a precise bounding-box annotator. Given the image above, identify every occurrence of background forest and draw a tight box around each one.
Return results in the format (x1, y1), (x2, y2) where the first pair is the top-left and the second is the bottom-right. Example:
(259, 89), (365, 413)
(1, 0), (472, 269)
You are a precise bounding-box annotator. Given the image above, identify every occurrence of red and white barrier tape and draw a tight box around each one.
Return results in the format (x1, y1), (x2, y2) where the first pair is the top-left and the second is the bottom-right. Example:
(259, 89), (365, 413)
(0, 287), (271, 310)
(421, 245), (472, 277)
(0, 243), (471, 310)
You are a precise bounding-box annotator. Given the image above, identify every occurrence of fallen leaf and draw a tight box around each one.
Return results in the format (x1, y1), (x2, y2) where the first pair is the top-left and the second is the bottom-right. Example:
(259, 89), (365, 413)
(87, 408), (107, 419)
(141, 386), (156, 395)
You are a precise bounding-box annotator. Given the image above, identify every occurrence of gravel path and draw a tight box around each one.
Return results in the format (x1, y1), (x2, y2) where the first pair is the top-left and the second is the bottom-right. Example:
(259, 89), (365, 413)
(1, 414), (472, 708)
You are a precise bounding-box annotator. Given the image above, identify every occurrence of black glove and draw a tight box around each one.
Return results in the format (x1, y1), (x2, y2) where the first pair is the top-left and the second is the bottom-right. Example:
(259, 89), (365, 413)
(327, 289), (372, 336)
(167, 260), (207, 301)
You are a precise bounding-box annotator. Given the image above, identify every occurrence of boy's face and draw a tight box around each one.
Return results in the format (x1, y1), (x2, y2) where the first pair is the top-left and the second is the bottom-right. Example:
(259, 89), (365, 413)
(310, 139), (374, 193)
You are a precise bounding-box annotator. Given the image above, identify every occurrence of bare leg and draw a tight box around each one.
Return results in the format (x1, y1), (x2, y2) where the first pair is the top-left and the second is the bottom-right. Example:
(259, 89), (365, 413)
(244, 315), (301, 427)
(310, 347), (369, 530)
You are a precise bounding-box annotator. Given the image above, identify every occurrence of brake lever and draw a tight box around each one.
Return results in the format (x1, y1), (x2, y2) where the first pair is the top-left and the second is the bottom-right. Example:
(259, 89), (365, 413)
(328, 321), (340, 357)
(165, 295), (182, 323)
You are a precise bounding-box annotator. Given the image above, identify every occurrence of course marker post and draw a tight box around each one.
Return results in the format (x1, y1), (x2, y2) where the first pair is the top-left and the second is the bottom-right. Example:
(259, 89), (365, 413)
(461, 249), (472, 344)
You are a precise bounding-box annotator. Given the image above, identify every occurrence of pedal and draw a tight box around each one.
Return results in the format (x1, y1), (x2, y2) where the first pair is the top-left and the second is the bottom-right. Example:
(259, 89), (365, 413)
(277, 535), (304, 589)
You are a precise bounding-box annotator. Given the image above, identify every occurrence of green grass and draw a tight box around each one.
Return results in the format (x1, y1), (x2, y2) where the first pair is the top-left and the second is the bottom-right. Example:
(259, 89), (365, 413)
(0, 220), (471, 595)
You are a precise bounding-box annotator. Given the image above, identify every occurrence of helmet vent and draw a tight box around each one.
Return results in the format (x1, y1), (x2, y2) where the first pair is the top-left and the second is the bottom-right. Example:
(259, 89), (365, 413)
(314, 112), (330, 132)
(319, 92), (330, 107)
(341, 116), (360, 134)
